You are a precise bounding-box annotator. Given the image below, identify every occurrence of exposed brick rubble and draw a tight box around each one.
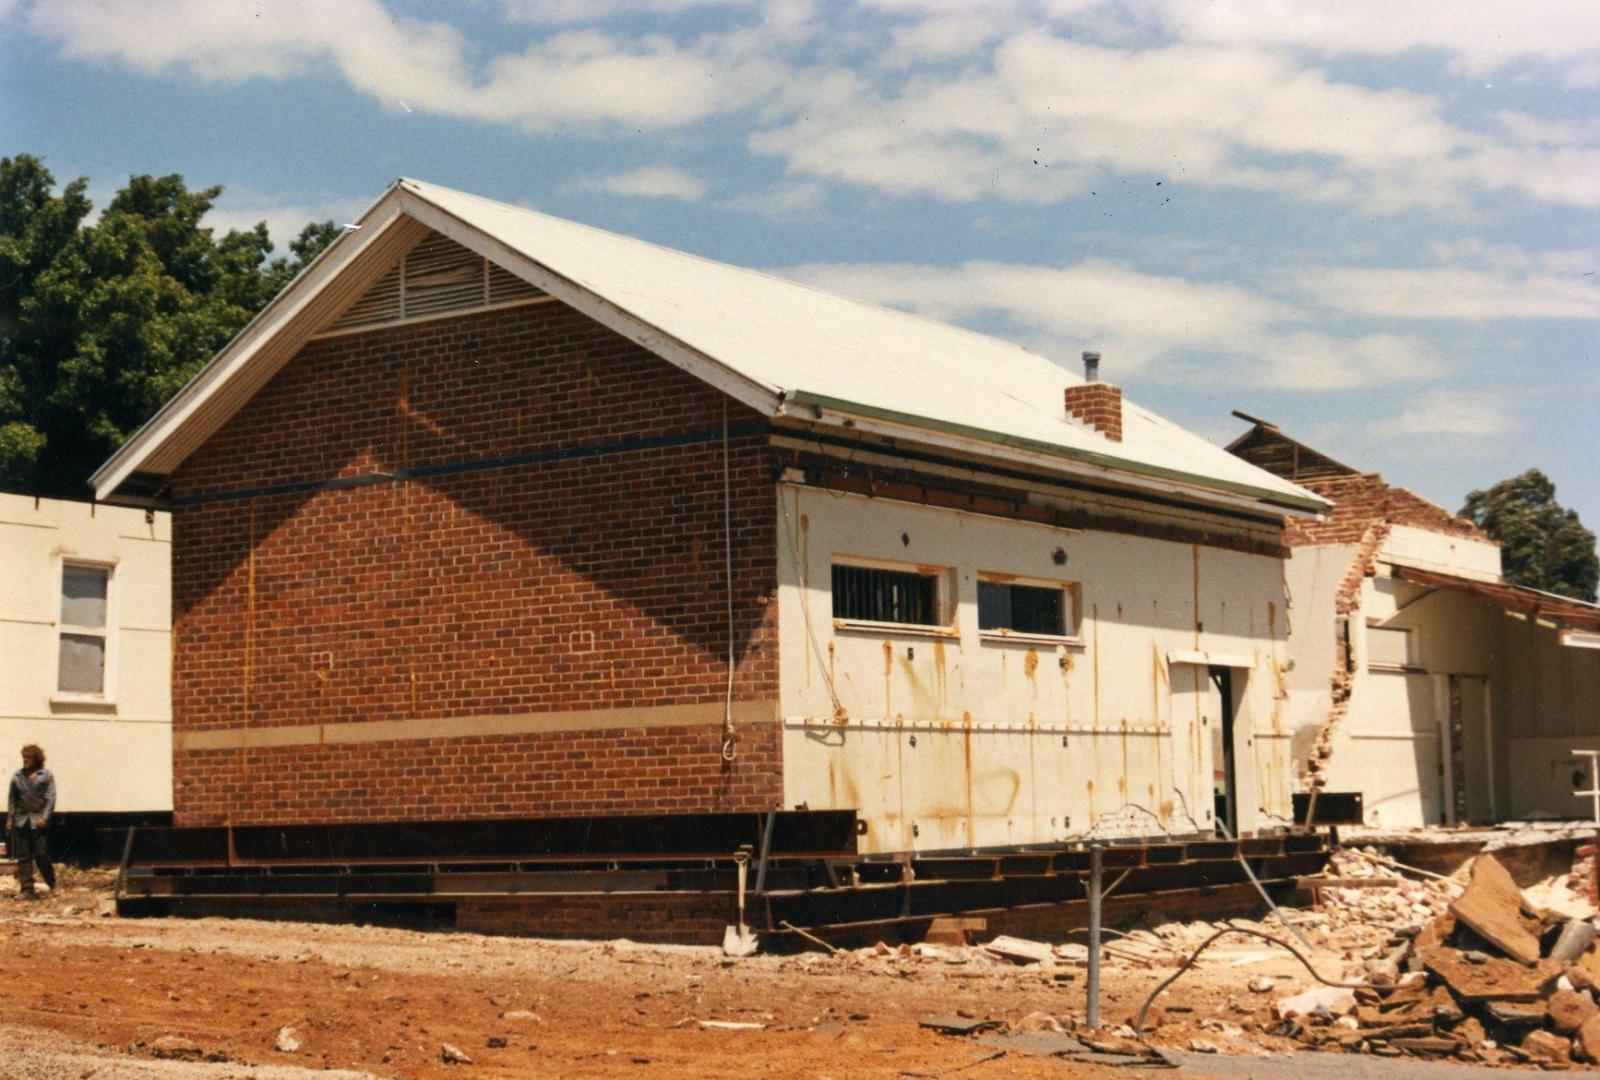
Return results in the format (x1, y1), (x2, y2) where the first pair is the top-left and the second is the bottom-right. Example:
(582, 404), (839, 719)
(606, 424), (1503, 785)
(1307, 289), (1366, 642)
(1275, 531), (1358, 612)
(1282, 471), (1487, 549)
(1286, 472), (1488, 798)
(1279, 852), (1600, 1065)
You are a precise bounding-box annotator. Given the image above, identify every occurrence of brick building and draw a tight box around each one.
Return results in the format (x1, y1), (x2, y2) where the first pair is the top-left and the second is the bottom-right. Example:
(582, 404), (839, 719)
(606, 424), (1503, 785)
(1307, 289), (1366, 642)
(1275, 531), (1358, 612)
(94, 179), (1331, 851)
(1229, 415), (1600, 828)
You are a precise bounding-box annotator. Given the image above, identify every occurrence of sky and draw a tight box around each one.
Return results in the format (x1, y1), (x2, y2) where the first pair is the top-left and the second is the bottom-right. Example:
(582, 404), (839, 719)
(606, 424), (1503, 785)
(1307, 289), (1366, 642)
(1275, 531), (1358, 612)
(2, 0), (1597, 531)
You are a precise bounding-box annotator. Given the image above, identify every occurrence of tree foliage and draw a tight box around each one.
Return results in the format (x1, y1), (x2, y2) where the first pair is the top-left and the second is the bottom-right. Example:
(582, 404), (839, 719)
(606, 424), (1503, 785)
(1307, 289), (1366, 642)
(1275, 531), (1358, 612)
(0, 155), (337, 497)
(1460, 469), (1600, 603)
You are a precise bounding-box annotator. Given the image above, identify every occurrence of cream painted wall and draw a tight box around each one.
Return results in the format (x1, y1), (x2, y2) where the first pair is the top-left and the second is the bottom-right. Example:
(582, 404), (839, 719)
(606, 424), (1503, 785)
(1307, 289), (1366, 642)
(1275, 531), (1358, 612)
(775, 484), (1293, 854)
(0, 494), (172, 813)
(1289, 523), (1600, 828)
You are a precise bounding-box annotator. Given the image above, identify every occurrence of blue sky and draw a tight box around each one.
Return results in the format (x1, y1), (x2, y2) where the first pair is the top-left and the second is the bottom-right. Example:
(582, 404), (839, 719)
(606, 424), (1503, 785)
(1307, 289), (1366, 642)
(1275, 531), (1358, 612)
(3, 0), (1597, 530)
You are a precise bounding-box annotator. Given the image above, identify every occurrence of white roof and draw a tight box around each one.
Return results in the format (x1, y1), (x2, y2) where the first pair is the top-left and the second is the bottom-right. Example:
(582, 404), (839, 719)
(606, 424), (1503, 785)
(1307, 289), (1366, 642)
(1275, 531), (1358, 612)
(93, 177), (1325, 514)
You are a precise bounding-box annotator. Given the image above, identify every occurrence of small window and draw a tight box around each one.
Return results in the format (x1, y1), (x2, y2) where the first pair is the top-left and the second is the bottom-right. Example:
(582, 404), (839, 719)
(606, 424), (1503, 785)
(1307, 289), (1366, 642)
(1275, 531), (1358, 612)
(832, 563), (942, 627)
(58, 564), (110, 695)
(979, 578), (1080, 639)
(1367, 625), (1416, 669)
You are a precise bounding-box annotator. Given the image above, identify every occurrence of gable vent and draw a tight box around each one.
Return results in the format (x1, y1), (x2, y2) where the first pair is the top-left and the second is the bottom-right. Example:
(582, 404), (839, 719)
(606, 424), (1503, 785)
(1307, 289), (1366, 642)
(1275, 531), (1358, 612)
(322, 231), (543, 335)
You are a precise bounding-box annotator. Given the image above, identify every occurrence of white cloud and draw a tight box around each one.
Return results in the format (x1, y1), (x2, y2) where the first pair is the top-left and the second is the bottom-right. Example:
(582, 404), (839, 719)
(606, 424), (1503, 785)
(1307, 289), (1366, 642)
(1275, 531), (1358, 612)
(21, 0), (785, 133)
(722, 180), (826, 216)
(1292, 266), (1600, 320)
(777, 258), (1441, 390)
(752, 32), (1555, 212)
(1383, 389), (1518, 437)
(500, 0), (760, 23)
(18, 0), (1600, 216)
(1156, 0), (1600, 77)
(570, 165), (708, 199)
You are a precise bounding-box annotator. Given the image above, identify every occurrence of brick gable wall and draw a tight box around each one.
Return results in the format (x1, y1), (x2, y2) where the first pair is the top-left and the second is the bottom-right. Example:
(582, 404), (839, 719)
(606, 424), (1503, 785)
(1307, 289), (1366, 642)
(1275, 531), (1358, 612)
(1284, 473), (1486, 548)
(168, 301), (782, 825)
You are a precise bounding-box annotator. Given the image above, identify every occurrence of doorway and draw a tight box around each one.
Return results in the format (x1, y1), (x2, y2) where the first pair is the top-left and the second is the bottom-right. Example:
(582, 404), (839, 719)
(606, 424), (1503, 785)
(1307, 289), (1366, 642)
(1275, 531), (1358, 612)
(1209, 666), (1238, 836)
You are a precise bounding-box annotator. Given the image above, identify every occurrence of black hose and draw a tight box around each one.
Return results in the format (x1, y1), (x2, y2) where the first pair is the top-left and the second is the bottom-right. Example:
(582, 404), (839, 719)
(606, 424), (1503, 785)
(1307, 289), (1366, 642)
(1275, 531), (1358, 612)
(1133, 924), (1368, 1036)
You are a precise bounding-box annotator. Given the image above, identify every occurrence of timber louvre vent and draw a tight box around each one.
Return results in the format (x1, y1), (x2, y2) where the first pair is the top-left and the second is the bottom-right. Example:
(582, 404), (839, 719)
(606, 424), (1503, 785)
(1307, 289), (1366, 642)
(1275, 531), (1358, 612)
(321, 231), (543, 334)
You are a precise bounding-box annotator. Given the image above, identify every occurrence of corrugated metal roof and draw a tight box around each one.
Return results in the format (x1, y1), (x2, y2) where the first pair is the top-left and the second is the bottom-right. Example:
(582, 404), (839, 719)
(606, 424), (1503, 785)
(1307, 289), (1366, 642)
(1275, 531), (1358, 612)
(400, 179), (1322, 511)
(94, 177), (1326, 514)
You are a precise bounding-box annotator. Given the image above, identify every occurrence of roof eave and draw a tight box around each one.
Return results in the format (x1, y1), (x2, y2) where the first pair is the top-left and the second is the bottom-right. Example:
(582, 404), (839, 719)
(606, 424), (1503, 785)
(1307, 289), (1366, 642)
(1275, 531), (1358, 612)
(779, 390), (1330, 518)
(91, 181), (412, 501)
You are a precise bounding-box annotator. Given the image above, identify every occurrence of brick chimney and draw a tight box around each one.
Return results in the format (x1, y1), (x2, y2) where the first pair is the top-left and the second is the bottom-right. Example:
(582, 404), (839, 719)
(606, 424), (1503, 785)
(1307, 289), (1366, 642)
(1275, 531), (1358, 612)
(1064, 351), (1123, 442)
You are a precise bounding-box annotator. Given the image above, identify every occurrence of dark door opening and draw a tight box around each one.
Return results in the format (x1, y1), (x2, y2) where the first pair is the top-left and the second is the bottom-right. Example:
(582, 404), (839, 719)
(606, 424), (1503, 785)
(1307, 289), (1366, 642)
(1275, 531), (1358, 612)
(1210, 666), (1237, 837)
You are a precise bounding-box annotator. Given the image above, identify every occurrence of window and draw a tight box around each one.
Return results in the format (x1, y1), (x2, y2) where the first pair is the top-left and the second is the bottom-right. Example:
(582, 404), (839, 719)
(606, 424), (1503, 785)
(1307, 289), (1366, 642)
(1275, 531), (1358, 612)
(58, 563), (110, 695)
(1367, 625), (1417, 670)
(978, 578), (1080, 640)
(832, 563), (943, 627)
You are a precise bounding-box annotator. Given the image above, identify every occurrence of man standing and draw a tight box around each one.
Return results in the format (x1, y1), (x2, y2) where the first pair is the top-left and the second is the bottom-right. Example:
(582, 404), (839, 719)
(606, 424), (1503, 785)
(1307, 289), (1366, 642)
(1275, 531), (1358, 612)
(7, 744), (56, 898)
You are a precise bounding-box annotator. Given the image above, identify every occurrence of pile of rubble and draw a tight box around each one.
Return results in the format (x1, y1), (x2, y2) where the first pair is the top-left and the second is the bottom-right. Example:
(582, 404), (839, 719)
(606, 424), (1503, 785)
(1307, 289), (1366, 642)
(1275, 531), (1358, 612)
(1276, 852), (1600, 1065)
(1307, 847), (1455, 932)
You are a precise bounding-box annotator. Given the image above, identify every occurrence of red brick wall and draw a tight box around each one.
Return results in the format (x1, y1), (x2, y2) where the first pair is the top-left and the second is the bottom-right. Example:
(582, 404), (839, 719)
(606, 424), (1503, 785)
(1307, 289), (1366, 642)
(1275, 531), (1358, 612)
(456, 893), (735, 945)
(168, 301), (782, 825)
(1063, 383), (1123, 442)
(1284, 472), (1486, 548)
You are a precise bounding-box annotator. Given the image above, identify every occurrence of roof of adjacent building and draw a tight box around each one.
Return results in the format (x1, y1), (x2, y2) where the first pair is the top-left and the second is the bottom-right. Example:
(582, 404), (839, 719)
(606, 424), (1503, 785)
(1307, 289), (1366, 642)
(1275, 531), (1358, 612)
(92, 178), (1327, 515)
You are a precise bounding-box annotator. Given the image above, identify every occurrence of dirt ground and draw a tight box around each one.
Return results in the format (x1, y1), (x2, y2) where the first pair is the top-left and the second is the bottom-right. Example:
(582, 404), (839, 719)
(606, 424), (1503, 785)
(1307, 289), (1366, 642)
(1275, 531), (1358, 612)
(0, 866), (1556, 1079)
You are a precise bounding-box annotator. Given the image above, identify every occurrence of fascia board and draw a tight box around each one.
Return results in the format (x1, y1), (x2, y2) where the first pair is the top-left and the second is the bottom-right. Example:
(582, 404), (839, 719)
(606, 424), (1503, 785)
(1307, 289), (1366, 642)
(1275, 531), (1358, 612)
(393, 188), (782, 418)
(91, 191), (409, 500)
(779, 390), (1329, 518)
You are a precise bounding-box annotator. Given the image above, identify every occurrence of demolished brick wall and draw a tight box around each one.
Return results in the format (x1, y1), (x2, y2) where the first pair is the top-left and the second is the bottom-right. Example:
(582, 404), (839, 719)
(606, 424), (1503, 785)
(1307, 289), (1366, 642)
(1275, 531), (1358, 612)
(168, 302), (782, 825)
(1288, 473), (1486, 798)
(1284, 472), (1486, 549)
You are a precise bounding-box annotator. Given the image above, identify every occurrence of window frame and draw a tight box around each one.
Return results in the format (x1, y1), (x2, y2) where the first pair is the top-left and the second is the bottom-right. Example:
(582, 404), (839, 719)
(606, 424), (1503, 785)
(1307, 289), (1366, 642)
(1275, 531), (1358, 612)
(53, 557), (118, 704)
(1365, 622), (1421, 672)
(976, 573), (1083, 646)
(830, 556), (957, 637)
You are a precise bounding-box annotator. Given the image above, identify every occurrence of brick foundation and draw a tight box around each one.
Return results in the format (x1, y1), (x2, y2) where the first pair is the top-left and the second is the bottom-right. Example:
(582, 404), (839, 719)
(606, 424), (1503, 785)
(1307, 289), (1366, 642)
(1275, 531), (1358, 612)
(455, 892), (736, 945)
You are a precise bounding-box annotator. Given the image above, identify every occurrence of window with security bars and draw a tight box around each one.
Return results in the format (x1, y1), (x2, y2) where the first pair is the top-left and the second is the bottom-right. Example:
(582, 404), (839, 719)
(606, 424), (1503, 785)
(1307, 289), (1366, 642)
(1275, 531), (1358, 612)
(832, 564), (942, 626)
(978, 579), (1077, 637)
(58, 563), (110, 694)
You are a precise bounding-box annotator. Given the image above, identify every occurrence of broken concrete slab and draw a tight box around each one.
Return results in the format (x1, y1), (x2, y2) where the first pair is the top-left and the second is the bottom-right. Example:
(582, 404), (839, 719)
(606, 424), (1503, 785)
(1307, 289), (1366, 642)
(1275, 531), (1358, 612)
(1273, 985), (1356, 1020)
(981, 935), (1053, 965)
(1449, 855), (1541, 966)
(976, 1031), (1085, 1056)
(1388, 1036), (1461, 1056)
(1482, 1001), (1544, 1027)
(1419, 945), (1554, 1002)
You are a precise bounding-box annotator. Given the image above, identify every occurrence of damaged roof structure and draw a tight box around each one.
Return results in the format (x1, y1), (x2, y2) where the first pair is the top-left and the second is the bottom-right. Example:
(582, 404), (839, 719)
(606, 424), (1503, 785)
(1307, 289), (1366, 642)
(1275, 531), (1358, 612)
(1228, 414), (1600, 829)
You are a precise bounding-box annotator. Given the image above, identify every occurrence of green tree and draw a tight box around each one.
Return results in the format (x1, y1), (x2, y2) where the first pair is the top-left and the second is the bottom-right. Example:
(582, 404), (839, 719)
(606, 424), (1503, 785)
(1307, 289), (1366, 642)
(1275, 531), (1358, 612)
(0, 155), (337, 497)
(1460, 469), (1599, 603)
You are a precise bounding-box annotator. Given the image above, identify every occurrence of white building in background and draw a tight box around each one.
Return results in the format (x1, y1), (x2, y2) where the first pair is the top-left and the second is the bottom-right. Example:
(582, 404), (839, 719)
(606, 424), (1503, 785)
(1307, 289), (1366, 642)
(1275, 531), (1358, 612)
(1227, 417), (1600, 830)
(0, 492), (172, 814)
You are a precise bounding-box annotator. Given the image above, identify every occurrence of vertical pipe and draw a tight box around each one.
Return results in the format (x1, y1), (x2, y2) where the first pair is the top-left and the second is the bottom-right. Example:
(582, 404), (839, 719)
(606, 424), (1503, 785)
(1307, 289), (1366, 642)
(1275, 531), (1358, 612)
(1483, 685), (1497, 820)
(1087, 842), (1103, 1029)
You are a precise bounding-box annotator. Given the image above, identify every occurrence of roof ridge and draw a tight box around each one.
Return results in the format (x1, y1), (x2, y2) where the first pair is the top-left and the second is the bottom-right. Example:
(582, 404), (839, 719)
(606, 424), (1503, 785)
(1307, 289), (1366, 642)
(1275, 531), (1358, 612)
(397, 177), (1090, 390)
